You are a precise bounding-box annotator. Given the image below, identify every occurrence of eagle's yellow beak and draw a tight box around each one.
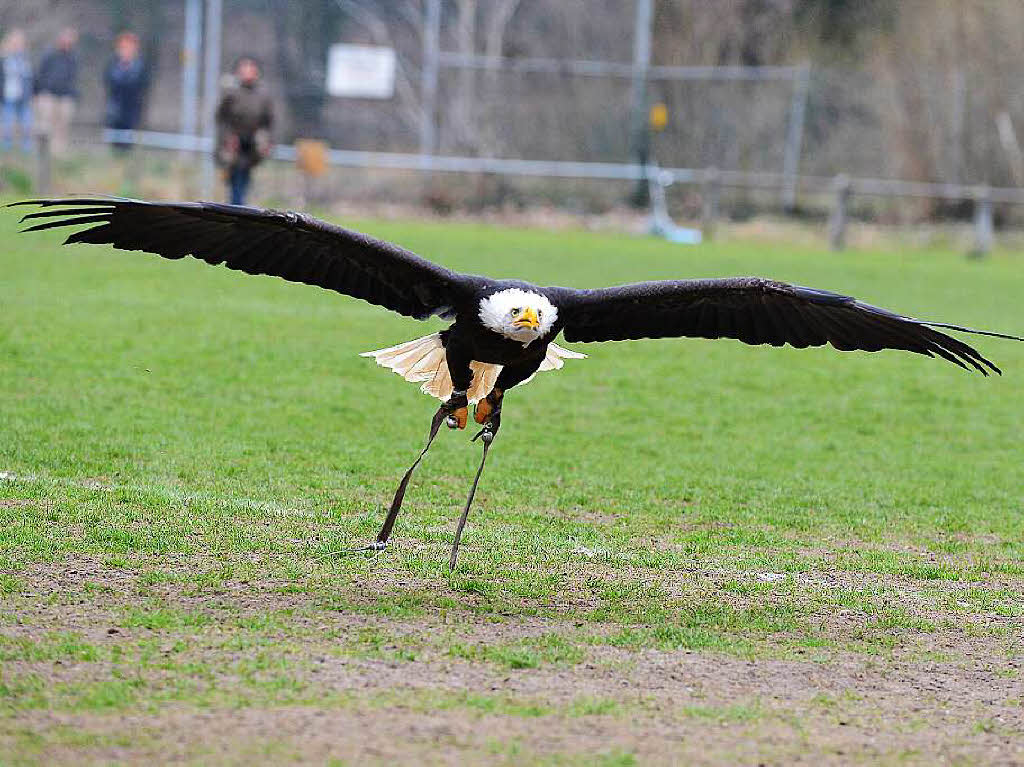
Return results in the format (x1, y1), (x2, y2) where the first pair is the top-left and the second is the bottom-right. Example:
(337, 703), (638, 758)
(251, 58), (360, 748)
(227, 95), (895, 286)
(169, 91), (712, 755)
(513, 306), (540, 329)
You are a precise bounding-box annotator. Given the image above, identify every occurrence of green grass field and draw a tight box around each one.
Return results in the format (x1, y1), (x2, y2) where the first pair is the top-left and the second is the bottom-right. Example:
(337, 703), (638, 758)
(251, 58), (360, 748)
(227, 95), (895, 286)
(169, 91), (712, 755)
(1, 207), (1022, 765)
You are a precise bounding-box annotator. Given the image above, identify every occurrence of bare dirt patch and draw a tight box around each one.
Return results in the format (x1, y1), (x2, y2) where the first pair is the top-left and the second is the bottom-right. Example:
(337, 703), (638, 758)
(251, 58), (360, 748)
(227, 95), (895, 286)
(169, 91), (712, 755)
(0, 499), (39, 509)
(3, 652), (1022, 766)
(2, 557), (1022, 765)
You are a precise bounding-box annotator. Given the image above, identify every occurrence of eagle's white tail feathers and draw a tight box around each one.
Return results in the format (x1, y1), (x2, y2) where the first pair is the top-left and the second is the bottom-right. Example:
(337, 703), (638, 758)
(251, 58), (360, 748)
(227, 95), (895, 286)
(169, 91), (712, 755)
(361, 333), (585, 403)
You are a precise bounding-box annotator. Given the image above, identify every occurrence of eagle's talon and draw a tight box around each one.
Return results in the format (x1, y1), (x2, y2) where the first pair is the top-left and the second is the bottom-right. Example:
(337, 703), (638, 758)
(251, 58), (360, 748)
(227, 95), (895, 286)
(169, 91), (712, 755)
(473, 402), (492, 425)
(474, 389), (504, 425)
(444, 392), (469, 430)
(446, 408), (468, 429)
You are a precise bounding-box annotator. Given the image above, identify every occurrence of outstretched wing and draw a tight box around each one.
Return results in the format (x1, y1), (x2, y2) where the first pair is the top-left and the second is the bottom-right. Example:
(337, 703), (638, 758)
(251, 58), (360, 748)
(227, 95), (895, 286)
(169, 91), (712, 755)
(554, 277), (1022, 375)
(15, 198), (477, 320)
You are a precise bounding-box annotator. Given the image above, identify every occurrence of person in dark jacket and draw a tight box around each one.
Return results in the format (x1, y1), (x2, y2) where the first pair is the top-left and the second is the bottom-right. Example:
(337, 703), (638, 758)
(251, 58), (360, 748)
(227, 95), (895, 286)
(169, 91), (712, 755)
(1, 29), (33, 152)
(215, 57), (274, 205)
(34, 28), (78, 156)
(104, 32), (146, 153)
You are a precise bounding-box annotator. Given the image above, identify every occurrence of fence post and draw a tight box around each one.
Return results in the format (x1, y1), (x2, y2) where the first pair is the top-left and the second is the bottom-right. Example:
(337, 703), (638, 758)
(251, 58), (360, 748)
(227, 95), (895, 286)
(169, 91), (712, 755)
(628, 0), (654, 207)
(972, 186), (994, 257)
(34, 133), (52, 195)
(181, 0), (202, 157)
(420, 0), (441, 167)
(200, 0), (223, 199)
(828, 174), (851, 251)
(701, 167), (721, 240)
(781, 63), (810, 212)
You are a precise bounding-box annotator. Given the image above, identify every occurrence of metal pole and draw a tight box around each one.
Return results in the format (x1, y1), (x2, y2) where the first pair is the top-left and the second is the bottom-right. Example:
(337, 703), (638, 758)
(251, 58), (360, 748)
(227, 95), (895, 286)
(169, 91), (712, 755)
(420, 0), (441, 166)
(629, 0), (654, 206)
(782, 63), (810, 212)
(436, 52), (803, 81)
(182, 0), (202, 143)
(201, 0), (223, 198)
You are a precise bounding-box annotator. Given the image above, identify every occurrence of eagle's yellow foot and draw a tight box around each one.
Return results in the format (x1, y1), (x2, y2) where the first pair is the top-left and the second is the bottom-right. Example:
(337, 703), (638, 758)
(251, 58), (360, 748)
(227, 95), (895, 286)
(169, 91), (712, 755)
(474, 388), (504, 425)
(444, 392), (469, 430)
(448, 406), (468, 429)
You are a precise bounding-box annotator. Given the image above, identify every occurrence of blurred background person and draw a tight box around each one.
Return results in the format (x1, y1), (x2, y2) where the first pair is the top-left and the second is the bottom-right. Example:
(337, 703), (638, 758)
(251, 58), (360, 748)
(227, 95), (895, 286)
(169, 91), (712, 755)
(104, 32), (146, 153)
(34, 27), (78, 156)
(0, 28), (32, 153)
(215, 56), (273, 206)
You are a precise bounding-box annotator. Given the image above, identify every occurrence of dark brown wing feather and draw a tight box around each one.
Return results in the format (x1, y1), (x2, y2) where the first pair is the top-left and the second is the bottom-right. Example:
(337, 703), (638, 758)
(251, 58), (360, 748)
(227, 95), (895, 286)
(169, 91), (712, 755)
(553, 277), (1022, 375)
(15, 197), (477, 320)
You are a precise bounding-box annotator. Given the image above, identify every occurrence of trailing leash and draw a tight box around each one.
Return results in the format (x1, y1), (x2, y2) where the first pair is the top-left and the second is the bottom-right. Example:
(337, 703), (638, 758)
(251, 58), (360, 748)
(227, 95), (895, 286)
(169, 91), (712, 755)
(326, 404), (448, 559)
(330, 398), (500, 569)
(375, 403), (450, 546)
(449, 422), (497, 571)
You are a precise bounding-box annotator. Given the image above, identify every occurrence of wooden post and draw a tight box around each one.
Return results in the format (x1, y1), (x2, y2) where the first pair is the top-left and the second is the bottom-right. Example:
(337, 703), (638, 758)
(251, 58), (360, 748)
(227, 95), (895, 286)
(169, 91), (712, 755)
(34, 133), (52, 196)
(972, 186), (994, 257)
(828, 174), (851, 251)
(125, 144), (142, 196)
(701, 167), (721, 241)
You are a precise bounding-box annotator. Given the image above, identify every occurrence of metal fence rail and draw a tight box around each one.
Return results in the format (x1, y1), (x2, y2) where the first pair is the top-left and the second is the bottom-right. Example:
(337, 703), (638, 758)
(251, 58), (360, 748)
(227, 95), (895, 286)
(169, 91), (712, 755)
(100, 128), (1018, 254)
(437, 53), (805, 82)
(100, 128), (1024, 201)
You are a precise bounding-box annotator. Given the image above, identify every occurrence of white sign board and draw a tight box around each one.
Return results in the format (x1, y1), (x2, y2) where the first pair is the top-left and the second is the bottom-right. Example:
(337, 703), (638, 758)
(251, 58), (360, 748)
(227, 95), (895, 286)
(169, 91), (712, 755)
(327, 44), (396, 99)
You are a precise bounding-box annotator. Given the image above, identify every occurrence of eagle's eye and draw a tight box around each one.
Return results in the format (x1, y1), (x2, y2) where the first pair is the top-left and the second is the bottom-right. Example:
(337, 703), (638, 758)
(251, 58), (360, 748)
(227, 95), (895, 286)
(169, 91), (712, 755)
(510, 308), (520, 317)
(537, 309), (543, 319)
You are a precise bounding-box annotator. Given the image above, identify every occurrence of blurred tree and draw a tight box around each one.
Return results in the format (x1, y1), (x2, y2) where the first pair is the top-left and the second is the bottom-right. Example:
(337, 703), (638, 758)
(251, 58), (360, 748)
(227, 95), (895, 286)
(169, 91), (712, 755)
(264, 0), (345, 137)
(793, 0), (898, 51)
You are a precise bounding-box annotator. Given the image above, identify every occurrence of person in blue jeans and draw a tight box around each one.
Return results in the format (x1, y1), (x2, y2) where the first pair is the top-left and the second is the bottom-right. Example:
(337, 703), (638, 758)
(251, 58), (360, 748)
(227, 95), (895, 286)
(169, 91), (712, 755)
(1, 29), (33, 152)
(215, 57), (273, 206)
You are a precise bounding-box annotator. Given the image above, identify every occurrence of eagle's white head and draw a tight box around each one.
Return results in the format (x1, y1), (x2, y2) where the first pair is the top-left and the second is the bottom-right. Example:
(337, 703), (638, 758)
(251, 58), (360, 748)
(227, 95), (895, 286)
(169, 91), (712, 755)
(479, 288), (557, 346)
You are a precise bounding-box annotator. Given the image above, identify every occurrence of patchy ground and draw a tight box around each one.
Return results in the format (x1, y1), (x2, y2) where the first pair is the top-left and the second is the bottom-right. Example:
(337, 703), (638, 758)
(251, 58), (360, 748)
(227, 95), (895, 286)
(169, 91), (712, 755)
(2, 212), (1022, 763)
(1, 556), (1021, 765)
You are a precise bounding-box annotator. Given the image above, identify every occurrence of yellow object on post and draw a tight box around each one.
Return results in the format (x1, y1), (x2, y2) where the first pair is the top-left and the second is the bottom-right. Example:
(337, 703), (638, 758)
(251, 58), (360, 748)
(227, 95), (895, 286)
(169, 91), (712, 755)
(649, 102), (669, 132)
(295, 139), (329, 178)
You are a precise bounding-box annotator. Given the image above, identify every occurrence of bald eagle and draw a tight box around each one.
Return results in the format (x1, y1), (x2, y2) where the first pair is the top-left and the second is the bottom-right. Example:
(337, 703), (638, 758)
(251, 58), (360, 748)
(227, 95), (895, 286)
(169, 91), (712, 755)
(16, 199), (1024, 569)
